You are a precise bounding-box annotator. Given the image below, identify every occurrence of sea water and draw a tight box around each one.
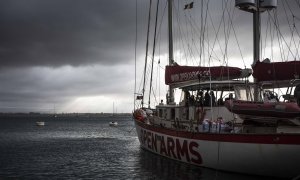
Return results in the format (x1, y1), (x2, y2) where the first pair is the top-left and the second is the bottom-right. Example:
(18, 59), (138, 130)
(0, 115), (283, 179)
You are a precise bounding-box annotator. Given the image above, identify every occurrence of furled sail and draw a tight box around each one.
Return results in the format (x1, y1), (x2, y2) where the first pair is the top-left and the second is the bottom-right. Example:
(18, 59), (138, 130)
(252, 60), (300, 82)
(165, 64), (252, 85)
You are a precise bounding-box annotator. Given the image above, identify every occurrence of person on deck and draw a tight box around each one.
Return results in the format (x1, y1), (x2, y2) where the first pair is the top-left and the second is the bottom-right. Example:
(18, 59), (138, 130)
(210, 91), (216, 106)
(204, 89), (210, 106)
(196, 90), (204, 107)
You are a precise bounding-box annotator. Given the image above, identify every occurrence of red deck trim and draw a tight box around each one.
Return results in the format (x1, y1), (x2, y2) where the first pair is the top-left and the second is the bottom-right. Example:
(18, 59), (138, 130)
(135, 120), (300, 145)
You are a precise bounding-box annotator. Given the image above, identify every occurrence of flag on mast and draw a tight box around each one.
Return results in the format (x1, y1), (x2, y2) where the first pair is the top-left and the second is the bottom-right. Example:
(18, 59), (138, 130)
(136, 95), (143, 100)
(184, 2), (194, 10)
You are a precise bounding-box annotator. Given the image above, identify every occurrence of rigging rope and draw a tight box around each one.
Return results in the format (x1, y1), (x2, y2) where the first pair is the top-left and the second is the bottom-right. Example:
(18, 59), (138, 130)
(148, 0), (160, 108)
(141, 0), (153, 108)
(282, 1), (298, 60)
(268, 9), (297, 60)
(134, 0), (138, 110)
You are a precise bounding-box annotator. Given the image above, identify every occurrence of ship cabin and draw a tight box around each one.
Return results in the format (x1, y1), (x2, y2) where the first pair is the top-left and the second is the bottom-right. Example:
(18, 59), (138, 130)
(259, 79), (300, 105)
(153, 80), (251, 132)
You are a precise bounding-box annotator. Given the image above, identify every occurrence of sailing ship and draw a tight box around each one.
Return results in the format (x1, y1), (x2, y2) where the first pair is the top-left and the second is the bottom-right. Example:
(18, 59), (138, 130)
(109, 102), (118, 126)
(133, 0), (300, 178)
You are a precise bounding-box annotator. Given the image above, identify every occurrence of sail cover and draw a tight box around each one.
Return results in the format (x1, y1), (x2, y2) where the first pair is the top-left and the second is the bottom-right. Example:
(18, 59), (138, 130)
(252, 60), (300, 82)
(165, 65), (251, 85)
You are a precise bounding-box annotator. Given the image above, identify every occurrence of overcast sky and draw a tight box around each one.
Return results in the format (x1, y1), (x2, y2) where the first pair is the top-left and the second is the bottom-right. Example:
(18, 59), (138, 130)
(0, 0), (299, 113)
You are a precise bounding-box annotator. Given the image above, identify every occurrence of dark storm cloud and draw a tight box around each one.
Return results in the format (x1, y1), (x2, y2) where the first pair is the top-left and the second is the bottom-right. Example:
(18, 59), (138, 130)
(0, 0), (136, 67)
(0, 0), (299, 113)
(0, 0), (298, 68)
(0, 65), (135, 112)
(0, 65), (134, 100)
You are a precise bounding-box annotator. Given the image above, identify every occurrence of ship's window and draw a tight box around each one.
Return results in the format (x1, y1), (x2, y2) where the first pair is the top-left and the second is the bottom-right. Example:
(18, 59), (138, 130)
(171, 108), (175, 119)
(159, 109), (163, 118)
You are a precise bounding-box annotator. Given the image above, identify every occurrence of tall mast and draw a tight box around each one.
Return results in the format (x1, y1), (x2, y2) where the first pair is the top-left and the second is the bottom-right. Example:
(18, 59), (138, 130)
(141, 0), (153, 107)
(148, 0), (160, 108)
(253, 0), (261, 101)
(168, 0), (174, 64)
(253, 0), (260, 66)
(235, 0), (277, 101)
(168, 0), (174, 103)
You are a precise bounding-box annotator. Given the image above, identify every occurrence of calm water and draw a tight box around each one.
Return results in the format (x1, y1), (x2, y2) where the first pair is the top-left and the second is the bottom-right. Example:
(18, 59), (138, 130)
(0, 115), (284, 179)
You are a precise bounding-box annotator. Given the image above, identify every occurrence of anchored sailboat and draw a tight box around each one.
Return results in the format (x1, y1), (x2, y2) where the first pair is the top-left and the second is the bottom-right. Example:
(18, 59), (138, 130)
(133, 0), (300, 178)
(109, 102), (118, 127)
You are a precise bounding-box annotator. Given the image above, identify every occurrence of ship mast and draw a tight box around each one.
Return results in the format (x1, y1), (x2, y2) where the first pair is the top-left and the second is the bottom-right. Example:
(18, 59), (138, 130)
(253, 0), (260, 67)
(235, 0), (277, 101)
(141, 0), (153, 107)
(253, 0), (261, 101)
(168, 0), (174, 104)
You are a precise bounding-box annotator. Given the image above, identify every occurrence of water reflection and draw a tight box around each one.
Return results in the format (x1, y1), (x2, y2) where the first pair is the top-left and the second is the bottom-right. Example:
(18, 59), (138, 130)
(136, 147), (284, 180)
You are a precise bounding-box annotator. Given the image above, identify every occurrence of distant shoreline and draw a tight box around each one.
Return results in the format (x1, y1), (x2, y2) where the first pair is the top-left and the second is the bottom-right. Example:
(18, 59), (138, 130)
(0, 112), (132, 118)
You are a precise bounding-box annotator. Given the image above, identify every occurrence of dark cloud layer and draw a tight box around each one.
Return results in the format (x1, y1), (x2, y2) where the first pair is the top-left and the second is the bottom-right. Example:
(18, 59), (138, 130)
(0, 0), (299, 113)
(1, 0), (297, 68)
(0, 0), (136, 67)
(0, 65), (135, 112)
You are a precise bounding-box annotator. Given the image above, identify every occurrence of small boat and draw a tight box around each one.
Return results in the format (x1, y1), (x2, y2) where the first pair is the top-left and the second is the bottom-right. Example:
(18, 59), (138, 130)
(36, 121), (45, 126)
(225, 66), (300, 125)
(225, 99), (300, 124)
(109, 122), (118, 127)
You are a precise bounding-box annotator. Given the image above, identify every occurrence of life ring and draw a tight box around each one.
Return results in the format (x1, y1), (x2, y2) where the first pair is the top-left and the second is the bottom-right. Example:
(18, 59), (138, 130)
(133, 109), (146, 122)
